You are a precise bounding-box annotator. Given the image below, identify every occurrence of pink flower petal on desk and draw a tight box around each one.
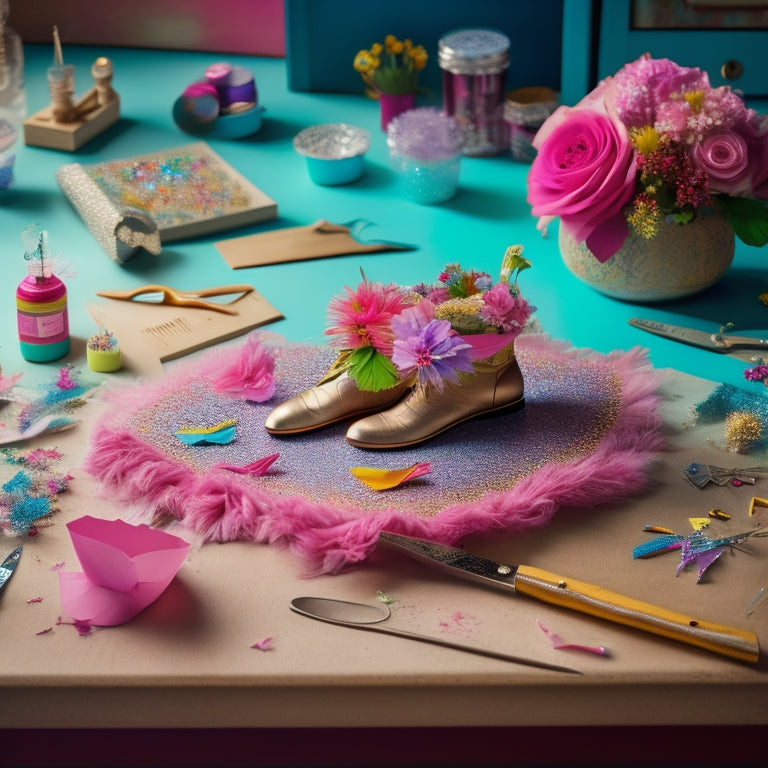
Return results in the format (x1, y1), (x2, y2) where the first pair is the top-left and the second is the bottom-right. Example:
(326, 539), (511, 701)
(351, 462), (432, 491)
(536, 619), (609, 656)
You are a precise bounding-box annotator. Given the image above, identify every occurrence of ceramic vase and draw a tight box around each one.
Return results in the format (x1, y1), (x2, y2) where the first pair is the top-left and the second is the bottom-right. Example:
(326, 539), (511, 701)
(379, 92), (415, 132)
(558, 212), (736, 302)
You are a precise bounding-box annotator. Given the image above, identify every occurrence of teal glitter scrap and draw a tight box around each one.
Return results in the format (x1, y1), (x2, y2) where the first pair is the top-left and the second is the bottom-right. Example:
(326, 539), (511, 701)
(690, 382), (768, 450)
(9, 495), (51, 532)
(1, 448), (73, 536)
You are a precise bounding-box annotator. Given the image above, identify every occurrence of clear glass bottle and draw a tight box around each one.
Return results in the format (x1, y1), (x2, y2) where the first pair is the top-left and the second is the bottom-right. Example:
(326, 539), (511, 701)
(0, 0), (25, 189)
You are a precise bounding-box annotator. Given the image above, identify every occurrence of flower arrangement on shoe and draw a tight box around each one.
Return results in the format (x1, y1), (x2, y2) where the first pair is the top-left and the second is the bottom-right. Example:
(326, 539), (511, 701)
(527, 54), (768, 263)
(323, 245), (536, 395)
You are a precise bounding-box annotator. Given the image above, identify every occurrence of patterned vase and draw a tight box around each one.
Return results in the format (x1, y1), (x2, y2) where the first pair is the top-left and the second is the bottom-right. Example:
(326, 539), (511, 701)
(558, 212), (736, 302)
(379, 92), (415, 132)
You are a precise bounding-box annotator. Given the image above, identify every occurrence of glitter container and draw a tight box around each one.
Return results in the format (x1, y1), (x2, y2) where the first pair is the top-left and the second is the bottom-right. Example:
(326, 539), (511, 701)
(504, 86), (559, 162)
(387, 108), (464, 205)
(438, 28), (510, 157)
(86, 329), (122, 373)
(293, 123), (370, 186)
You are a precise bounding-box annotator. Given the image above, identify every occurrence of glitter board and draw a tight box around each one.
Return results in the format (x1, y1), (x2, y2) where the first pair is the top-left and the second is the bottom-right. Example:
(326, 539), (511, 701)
(57, 142), (278, 245)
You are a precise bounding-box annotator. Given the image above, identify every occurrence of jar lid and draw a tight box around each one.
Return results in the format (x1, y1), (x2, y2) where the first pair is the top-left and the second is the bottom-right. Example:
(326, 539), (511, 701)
(386, 108), (464, 161)
(438, 28), (510, 75)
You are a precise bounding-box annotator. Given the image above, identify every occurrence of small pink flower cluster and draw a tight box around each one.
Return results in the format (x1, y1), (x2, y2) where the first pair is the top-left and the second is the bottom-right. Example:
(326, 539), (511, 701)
(527, 55), (768, 262)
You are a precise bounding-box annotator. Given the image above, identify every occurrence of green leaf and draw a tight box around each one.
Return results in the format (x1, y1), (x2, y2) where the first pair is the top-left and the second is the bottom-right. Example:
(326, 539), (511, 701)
(717, 196), (768, 247)
(346, 347), (400, 392)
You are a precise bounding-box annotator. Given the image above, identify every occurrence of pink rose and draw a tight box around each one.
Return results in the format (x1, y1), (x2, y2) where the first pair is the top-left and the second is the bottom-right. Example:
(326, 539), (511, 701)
(694, 129), (751, 196)
(695, 116), (768, 197)
(527, 110), (637, 248)
(478, 283), (534, 334)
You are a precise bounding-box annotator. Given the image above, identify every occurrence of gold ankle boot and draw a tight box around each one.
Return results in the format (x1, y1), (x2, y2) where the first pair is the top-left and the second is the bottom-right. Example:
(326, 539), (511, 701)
(345, 347), (524, 449)
(265, 372), (411, 435)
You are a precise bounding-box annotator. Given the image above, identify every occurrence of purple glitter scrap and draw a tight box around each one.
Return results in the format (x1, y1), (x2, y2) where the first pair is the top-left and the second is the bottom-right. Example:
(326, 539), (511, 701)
(386, 108), (464, 161)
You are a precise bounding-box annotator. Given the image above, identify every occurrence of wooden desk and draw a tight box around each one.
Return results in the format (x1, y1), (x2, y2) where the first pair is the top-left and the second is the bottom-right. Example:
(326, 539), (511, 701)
(1, 46), (766, 766)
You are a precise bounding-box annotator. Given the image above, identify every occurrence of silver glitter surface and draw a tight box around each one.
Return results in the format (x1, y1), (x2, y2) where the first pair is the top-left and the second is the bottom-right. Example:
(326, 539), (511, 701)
(437, 28), (510, 75)
(116, 335), (624, 519)
(56, 163), (161, 263)
(293, 123), (370, 160)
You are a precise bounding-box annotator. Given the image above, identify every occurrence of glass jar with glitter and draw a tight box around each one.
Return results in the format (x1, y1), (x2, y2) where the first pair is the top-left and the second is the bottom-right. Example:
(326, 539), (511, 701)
(386, 107), (464, 205)
(437, 27), (510, 157)
(16, 224), (70, 363)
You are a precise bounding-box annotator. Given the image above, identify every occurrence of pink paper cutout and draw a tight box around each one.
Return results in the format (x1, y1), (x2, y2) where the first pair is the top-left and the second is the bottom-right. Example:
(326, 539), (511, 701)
(536, 619), (609, 656)
(58, 516), (190, 626)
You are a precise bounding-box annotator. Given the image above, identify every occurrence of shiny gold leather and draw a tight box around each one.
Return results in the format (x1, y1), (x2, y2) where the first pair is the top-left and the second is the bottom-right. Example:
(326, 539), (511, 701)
(264, 372), (411, 434)
(345, 354), (524, 449)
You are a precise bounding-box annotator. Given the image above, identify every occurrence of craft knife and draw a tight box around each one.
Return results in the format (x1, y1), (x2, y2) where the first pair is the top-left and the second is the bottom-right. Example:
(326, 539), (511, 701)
(628, 318), (768, 361)
(378, 532), (759, 664)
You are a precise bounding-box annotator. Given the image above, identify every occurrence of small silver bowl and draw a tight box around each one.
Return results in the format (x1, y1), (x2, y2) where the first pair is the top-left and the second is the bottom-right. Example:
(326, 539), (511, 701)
(293, 123), (370, 185)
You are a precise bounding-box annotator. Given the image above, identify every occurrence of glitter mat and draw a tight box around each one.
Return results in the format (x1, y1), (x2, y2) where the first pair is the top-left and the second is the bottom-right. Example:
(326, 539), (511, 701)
(83, 332), (665, 574)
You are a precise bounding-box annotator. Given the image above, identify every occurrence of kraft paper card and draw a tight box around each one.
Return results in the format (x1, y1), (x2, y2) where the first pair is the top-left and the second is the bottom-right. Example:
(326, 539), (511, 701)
(215, 219), (415, 269)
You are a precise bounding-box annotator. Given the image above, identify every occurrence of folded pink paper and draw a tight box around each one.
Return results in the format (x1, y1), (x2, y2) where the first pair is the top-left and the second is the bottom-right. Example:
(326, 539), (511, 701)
(58, 515), (190, 626)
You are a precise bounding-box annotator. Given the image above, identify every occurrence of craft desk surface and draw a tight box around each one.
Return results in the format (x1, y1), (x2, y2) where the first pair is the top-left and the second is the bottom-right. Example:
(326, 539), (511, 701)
(1, 46), (768, 767)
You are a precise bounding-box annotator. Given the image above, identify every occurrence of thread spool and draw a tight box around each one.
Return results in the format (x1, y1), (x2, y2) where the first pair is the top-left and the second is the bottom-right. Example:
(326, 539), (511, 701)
(47, 25), (75, 122)
(16, 225), (70, 363)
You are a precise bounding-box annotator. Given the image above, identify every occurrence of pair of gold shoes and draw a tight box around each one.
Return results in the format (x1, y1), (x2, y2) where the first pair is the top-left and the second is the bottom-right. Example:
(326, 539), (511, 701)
(264, 353), (525, 450)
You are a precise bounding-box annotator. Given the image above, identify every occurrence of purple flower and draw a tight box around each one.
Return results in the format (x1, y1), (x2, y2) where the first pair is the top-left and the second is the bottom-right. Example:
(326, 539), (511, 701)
(391, 303), (474, 392)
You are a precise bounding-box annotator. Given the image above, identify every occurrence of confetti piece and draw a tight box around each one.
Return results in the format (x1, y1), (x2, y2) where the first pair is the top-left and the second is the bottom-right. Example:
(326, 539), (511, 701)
(35, 627), (53, 636)
(749, 496), (768, 516)
(536, 619), (609, 656)
(175, 419), (237, 445)
(350, 461), (432, 491)
(251, 637), (274, 650)
(213, 453), (279, 477)
(26, 597), (43, 604)
(376, 591), (396, 605)
(643, 524), (675, 534)
(744, 587), (767, 616)
(689, 517), (710, 531)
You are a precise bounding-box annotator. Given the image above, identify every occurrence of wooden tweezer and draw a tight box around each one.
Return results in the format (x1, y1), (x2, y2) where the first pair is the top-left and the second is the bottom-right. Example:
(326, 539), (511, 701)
(95, 284), (254, 315)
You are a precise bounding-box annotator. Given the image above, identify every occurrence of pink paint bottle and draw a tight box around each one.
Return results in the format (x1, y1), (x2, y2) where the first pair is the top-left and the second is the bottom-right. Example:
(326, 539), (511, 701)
(16, 224), (70, 362)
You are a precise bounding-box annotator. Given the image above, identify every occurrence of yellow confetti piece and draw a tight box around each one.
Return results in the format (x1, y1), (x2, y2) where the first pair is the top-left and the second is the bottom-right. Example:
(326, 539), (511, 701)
(350, 461), (432, 491)
(749, 497), (768, 516)
(689, 517), (711, 530)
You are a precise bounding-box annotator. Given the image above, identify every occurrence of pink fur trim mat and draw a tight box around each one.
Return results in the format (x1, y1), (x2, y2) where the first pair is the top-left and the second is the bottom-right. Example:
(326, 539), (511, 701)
(83, 332), (666, 574)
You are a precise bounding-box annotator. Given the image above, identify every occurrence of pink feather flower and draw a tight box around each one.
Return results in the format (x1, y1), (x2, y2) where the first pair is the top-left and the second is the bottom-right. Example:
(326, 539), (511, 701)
(325, 279), (408, 356)
(212, 334), (276, 402)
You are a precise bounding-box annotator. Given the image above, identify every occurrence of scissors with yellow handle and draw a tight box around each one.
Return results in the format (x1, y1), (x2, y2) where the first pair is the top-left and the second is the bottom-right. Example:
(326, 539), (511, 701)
(96, 284), (254, 315)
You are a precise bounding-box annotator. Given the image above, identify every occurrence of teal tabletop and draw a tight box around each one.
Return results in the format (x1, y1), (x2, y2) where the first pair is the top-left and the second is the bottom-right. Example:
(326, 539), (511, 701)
(3, 44), (767, 392)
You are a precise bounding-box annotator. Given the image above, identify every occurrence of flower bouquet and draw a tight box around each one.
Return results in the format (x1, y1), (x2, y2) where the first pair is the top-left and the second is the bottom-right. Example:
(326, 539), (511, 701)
(353, 34), (428, 97)
(527, 55), (768, 263)
(321, 245), (535, 394)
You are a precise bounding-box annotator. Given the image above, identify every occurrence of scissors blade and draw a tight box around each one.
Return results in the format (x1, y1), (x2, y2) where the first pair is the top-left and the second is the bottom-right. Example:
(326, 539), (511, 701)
(0, 547), (22, 592)
(628, 318), (726, 351)
(628, 318), (768, 362)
